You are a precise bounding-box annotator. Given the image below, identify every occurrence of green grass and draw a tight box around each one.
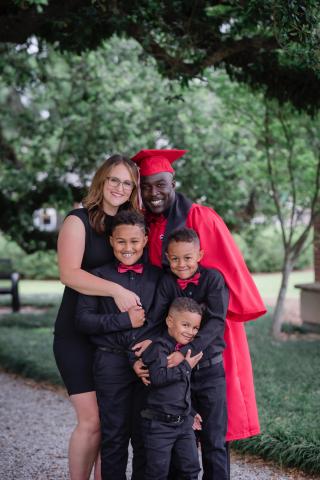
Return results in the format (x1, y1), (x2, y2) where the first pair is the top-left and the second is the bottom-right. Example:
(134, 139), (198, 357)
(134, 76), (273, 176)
(252, 269), (313, 299)
(0, 308), (63, 386)
(233, 315), (320, 474)
(19, 279), (64, 295)
(0, 279), (63, 307)
(0, 304), (319, 475)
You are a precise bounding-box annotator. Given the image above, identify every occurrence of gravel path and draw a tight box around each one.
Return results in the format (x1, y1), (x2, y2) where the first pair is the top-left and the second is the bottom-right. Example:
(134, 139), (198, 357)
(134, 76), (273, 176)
(1, 371), (316, 480)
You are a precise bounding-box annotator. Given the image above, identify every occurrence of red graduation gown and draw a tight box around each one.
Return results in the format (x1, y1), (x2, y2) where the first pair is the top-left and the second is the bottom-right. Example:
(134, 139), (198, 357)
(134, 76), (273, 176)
(147, 198), (266, 441)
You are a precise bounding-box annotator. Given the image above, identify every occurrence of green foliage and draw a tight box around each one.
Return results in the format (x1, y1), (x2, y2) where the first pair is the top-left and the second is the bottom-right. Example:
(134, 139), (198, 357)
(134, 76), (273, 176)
(0, 233), (58, 278)
(18, 250), (59, 279)
(0, 305), (61, 385)
(0, 326), (62, 385)
(2, 1), (320, 112)
(0, 39), (262, 245)
(233, 316), (320, 475)
(1, 35), (319, 290)
(234, 227), (313, 273)
(281, 323), (310, 335)
(0, 306), (58, 328)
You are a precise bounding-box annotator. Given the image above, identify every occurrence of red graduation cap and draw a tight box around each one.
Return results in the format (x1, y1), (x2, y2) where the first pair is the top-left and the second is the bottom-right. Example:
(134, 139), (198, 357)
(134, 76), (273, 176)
(131, 149), (187, 176)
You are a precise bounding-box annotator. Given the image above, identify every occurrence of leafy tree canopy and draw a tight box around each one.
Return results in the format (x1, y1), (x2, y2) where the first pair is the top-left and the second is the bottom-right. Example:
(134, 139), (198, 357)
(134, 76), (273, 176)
(1, 0), (320, 113)
(1, 37), (258, 251)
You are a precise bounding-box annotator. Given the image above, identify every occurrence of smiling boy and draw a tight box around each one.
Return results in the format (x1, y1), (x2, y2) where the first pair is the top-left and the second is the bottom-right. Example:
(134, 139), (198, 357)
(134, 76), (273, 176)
(141, 297), (203, 480)
(76, 210), (162, 480)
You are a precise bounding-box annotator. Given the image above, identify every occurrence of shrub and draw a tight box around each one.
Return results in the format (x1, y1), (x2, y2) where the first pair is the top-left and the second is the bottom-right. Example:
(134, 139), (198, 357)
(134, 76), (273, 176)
(0, 233), (59, 279)
(234, 225), (313, 273)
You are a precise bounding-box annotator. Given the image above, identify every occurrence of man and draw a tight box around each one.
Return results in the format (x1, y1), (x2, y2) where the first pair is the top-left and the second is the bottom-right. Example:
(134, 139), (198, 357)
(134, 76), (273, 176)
(131, 149), (266, 445)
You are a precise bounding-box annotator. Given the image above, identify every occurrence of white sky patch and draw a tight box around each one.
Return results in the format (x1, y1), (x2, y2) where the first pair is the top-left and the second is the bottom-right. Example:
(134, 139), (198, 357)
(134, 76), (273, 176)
(219, 20), (234, 34)
(155, 136), (170, 149)
(63, 171), (83, 187)
(20, 94), (31, 107)
(27, 37), (39, 54)
(36, 172), (48, 181)
(40, 110), (50, 119)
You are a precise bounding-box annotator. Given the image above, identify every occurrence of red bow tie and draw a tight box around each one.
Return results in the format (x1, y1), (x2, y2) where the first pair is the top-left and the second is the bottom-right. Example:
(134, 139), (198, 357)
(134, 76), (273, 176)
(118, 263), (144, 274)
(177, 272), (200, 290)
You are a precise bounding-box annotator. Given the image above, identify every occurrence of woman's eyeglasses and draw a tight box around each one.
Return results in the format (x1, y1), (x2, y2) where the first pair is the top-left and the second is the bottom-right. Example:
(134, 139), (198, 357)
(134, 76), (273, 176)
(106, 176), (135, 192)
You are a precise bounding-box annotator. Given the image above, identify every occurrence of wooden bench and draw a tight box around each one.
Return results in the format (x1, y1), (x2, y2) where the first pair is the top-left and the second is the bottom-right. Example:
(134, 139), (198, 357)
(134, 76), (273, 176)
(0, 259), (20, 312)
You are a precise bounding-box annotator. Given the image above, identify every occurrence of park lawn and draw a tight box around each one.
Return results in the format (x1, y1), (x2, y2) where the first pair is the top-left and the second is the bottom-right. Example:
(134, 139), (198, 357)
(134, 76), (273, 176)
(233, 316), (320, 474)
(252, 269), (313, 299)
(0, 307), (319, 475)
(0, 280), (64, 307)
(0, 307), (62, 385)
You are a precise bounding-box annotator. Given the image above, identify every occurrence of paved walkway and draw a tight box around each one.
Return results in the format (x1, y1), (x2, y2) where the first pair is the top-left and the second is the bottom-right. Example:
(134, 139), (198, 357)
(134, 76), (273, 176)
(0, 371), (316, 480)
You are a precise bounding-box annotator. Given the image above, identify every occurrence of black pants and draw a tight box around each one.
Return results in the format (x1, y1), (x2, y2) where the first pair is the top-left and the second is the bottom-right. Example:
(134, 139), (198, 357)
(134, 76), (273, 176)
(141, 414), (200, 480)
(192, 360), (228, 480)
(93, 349), (146, 480)
(168, 360), (228, 480)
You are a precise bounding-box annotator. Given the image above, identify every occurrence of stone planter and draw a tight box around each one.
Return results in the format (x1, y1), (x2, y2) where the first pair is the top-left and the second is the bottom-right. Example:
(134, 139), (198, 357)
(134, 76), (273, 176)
(295, 282), (320, 331)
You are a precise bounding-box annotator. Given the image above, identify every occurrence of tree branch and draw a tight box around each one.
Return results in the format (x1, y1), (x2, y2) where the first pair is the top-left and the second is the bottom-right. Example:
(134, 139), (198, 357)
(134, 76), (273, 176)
(263, 102), (287, 247)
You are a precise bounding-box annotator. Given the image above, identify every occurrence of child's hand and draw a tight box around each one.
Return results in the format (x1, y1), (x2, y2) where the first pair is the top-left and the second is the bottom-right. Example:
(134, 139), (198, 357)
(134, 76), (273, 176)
(132, 339), (152, 356)
(185, 349), (203, 369)
(167, 351), (184, 368)
(129, 305), (145, 328)
(133, 359), (150, 386)
(192, 413), (202, 431)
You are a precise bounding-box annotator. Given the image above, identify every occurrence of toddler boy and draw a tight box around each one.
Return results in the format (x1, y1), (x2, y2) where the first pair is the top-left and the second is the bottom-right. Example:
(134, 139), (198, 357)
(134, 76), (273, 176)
(141, 296), (203, 480)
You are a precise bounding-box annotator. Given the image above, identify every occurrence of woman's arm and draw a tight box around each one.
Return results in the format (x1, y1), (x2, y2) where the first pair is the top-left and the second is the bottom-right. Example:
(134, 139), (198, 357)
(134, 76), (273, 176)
(58, 215), (140, 311)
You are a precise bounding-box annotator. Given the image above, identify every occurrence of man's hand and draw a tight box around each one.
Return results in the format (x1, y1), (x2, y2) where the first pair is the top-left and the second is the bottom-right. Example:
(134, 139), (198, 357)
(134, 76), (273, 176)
(192, 413), (202, 431)
(132, 339), (152, 357)
(129, 305), (145, 328)
(133, 359), (150, 386)
(167, 351), (184, 368)
(185, 349), (203, 369)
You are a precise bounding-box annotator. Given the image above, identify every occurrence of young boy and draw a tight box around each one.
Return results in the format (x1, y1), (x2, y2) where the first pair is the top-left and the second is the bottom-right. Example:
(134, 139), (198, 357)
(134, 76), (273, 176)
(134, 227), (230, 479)
(76, 210), (163, 480)
(141, 296), (203, 480)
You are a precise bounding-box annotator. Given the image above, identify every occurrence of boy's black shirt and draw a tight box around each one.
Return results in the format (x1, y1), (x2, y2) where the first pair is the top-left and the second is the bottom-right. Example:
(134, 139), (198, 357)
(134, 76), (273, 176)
(150, 265), (229, 361)
(142, 330), (193, 416)
(76, 260), (163, 361)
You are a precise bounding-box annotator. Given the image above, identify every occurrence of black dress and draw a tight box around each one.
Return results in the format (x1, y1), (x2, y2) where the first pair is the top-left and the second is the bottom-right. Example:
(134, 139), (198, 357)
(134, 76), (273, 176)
(53, 208), (114, 395)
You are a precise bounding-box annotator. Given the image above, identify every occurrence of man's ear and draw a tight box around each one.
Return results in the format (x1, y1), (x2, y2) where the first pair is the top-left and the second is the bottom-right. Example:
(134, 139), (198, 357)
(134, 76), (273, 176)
(172, 178), (176, 189)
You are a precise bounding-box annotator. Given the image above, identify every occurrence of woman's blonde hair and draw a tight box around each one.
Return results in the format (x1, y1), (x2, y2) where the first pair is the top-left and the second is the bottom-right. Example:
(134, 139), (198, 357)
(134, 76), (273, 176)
(82, 154), (140, 233)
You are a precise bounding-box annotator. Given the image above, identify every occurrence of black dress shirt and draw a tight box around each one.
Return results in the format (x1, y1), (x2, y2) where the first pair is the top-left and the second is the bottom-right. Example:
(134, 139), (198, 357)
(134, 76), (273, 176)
(149, 265), (229, 361)
(142, 331), (192, 416)
(76, 260), (163, 362)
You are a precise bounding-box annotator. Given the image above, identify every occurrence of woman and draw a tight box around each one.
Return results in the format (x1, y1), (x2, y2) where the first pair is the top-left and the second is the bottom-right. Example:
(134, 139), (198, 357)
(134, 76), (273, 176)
(53, 154), (141, 480)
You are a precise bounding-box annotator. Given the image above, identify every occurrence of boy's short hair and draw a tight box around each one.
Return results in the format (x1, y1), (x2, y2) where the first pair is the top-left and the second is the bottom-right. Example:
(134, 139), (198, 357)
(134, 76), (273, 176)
(167, 227), (200, 248)
(169, 297), (202, 317)
(111, 210), (146, 233)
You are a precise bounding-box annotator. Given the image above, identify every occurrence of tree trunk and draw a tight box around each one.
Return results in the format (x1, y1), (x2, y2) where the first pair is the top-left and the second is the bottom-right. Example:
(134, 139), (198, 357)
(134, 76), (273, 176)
(272, 256), (294, 339)
(314, 211), (320, 282)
